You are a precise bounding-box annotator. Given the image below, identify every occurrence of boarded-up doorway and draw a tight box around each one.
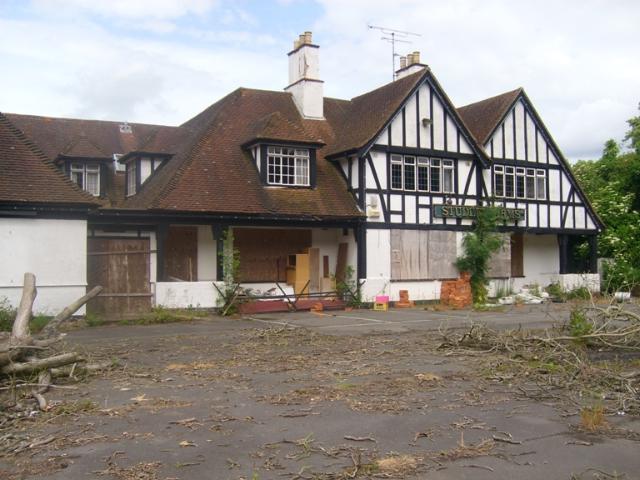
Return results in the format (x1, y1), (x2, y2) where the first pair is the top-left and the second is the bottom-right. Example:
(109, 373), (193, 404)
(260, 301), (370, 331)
(87, 237), (152, 318)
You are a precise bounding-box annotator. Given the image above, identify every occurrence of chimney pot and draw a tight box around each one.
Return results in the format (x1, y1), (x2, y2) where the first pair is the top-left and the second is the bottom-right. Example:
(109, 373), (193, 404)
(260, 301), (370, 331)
(294, 39), (300, 49)
(299, 34), (305, 45)
(413, 51), (420, 63)
(399, 56), (406, 69)
(407, 53), (414, 65)
(304, 31), (312, 44)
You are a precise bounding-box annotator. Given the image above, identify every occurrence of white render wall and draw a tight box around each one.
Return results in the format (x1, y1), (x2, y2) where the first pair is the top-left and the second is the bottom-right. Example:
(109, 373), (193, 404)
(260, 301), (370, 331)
(511, 234), (560, 291)
(0, 218), (88, 314)
(197, 225), (217, 281)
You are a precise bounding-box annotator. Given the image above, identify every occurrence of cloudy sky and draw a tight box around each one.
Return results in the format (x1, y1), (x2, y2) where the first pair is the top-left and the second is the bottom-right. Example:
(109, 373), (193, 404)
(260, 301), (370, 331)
(1, 0), (638, 160)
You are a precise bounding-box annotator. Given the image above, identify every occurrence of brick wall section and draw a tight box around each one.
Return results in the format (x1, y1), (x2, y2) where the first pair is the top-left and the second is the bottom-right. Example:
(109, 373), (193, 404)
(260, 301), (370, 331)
(440, 272), (472, 309)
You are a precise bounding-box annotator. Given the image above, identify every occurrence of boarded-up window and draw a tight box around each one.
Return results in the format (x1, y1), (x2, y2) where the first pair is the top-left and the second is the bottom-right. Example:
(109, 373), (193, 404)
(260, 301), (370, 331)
(511, 233), (524, 277)
(164, 226), (198, 281)
(234, 228), (312, 282)
(487, 233), (511, 278)
(390, 230), (457, 280)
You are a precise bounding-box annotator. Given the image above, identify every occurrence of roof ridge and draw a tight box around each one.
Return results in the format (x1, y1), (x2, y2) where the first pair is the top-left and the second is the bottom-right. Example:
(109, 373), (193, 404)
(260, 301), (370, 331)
(457, 87), (523, 111)
(5, 112), (179, 129)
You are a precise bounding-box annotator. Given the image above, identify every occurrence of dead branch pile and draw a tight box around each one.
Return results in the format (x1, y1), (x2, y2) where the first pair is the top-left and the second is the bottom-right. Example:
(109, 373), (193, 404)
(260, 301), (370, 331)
(1, 273), (103, 422)
(438, 305), (640, 415)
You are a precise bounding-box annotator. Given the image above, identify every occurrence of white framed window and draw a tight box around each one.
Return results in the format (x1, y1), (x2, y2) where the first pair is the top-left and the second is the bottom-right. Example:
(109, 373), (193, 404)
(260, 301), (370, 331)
(267, 146), (310, 186)
(390, 155), (455, 193)
(536, 169), (547, 200)
(515, 167), (526, 199)
(493, 165), (547, 200)
(391, 154), (403, 190)
(127, 162), (136, 196)
(69, 162), (100, 196)
(504, 166), (515, 198)
(417, 157), (429, 191)
(403, 156), (416, 191)
(430, 158), (441, 192)
(443, 159), (454, 194)
(494, 165), (505, 197)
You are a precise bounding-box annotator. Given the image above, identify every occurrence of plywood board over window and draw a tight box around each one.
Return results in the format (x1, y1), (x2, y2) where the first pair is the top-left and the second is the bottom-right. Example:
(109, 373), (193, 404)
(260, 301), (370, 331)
(164, 226), (198, 281)
(390, 229), (457, 280)
(234, 228), (312, 282)
(487, 233), (511, 278)
(511, 233), (524, 277)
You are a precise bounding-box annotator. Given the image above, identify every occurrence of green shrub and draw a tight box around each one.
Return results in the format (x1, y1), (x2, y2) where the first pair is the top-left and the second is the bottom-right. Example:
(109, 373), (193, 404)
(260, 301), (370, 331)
(0, 297), (16, 332)
(566, 286), (591, 300)
(455, 206), (503, 304)
(30, 315), (51, 333)
(545, 282), (565, 300)
(569, 309), (592, 341)
(85, 312), (104, 327)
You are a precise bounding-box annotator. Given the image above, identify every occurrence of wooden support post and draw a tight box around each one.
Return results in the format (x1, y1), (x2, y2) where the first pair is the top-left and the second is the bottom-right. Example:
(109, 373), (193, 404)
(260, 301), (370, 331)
(588, 235), (598, 274)
(355, 223), (367, 281)
(211, 224), (227, 282)
(558, 234), (569, 274)
(156, 223), (168, 282)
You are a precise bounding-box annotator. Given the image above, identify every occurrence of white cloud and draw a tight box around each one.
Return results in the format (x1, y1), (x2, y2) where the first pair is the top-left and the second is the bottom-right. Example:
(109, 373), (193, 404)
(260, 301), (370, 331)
(31, 0), (219, 20)
(1, 0), (638, 160)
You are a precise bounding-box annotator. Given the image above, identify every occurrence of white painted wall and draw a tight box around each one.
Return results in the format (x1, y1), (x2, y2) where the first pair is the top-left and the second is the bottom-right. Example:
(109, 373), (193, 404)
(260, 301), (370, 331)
(512, 234), (560, 291)
(560, 274), (600, 293)
(0, 218), (88, 315)
(156, 281), (219, 309)
(197, 226), (217, 281)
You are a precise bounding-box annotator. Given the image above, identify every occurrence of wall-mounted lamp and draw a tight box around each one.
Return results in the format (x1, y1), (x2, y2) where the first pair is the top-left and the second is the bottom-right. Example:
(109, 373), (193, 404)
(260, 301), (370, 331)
(421, 117), (432, 128)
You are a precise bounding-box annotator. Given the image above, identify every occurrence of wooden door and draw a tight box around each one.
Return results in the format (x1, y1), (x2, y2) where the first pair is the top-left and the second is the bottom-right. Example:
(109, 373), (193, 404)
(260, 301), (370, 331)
(87, 238), (152, 318)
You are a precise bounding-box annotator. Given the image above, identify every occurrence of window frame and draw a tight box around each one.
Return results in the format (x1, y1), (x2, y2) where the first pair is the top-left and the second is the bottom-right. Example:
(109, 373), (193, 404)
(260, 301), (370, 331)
(69, 162), (100, 196)
(266, 146), (311, 187)
(493, 164), (547, 200)
(126, 162), (137, 197)
(390, 154), (455, 194)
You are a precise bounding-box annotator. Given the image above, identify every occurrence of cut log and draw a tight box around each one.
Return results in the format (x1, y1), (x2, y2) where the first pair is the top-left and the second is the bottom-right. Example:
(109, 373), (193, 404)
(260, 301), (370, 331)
(12, 273), (37, 340)
(1, 352), (82, 375)
(41, 286), (103, 337)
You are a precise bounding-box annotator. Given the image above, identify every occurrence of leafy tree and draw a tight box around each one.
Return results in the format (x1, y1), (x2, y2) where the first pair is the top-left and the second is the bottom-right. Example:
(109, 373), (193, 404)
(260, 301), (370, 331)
(572, 104), (640, 291)
(456, 206), (503, 304)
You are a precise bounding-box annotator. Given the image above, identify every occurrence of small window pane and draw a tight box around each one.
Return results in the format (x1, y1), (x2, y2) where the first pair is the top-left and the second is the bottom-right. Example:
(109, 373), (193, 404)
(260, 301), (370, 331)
(417, 164), (429, 191)
(391, 163), (403, 190)
(404, 161), (415, 190)
(495, 171), (504, 197)
(536, 171), (546, 200)
(505, 167), (515, 198)
(443, 167), (453, 193)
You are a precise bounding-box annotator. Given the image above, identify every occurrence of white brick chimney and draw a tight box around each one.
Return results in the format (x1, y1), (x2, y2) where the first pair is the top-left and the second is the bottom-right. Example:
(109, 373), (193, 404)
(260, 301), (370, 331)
(396, 51), (427, 80)
(285, 31), (324, 119)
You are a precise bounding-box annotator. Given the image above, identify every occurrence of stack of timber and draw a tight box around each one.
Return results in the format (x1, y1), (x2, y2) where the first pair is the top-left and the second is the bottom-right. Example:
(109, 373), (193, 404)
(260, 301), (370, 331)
(1, 273), (107, 415)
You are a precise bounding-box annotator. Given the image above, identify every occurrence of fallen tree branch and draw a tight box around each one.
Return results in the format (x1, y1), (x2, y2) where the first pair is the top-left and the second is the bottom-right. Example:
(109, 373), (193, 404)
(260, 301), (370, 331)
(1, 352), (83, 375)
(41, 286), (103, 337)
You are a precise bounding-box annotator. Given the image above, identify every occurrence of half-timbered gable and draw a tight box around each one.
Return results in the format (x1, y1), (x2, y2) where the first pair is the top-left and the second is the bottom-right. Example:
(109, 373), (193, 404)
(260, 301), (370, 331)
(459, 89), (603, 234)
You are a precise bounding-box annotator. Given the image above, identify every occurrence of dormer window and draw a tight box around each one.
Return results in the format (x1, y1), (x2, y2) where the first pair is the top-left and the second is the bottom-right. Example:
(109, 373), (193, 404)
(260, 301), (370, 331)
(267, 146), (310, 186)
(70, 162), (100, 196)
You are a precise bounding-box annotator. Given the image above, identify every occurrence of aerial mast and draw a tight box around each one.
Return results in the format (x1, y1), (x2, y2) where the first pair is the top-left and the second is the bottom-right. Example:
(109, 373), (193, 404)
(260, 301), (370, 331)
(368, 24), (421, 80)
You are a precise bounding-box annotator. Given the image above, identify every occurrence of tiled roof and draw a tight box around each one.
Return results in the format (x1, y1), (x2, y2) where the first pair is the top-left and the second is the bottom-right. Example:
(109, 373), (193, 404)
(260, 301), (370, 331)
(0, 113), (98, 206)
(325, 70), (426, 156)
(247, 111), (324, 145)
(6, 113), (188, 160)
(457, 88), (522, 145)
(125, 88), (361, 219)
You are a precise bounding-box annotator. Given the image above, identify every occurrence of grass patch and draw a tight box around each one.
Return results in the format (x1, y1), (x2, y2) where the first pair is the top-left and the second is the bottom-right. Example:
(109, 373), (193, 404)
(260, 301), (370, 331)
(0, 298), (51, 333)
(580, 404), (608, 432)
(121, 306), (207, 326)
